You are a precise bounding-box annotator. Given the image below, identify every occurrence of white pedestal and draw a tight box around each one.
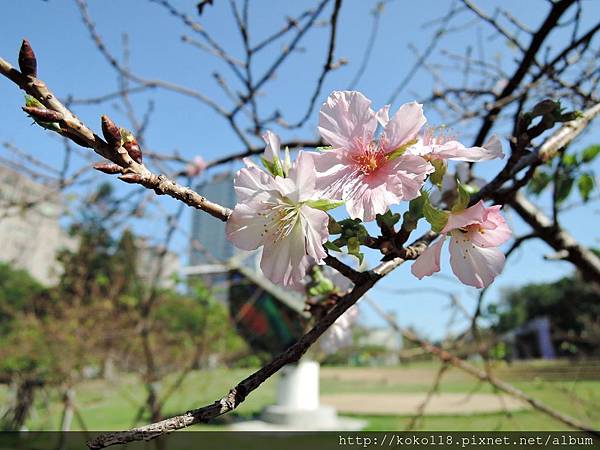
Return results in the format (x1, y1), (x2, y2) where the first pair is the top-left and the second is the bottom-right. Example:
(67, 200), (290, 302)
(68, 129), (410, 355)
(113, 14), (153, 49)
(230, 360), (365, 431)
(276, 360), (320, 410)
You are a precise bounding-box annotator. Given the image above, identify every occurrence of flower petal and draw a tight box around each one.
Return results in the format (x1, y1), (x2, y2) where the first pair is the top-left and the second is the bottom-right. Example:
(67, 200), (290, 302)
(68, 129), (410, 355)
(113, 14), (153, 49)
(312, 149), (356, 200)
(320, 305), (359, 355)
(300, 205), (329, 262)
(433, 139), (504, 162)
(411, 237), (446, 279)
(233, 166), (276, 203)
(468, 205), (511, 247)
(339, 154), (432, 222)
(375, 105), (390, 127)
(287, 151), (317, 202)
(389, 154), (434, 201)
(345, 178), (401, 222)
(442, 200), (488, 233)
(448, 234), (505, 288)
(318, 91), (377, 150)
(381, 101), (426, 152)
(260, 220), (308, 288)
(225, 202), (269, 251)
(262, 130), (281, 163)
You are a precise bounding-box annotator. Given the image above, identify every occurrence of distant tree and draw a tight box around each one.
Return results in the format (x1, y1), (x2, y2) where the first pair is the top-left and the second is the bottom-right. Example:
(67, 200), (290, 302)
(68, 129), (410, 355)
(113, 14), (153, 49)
(490, 274), (600, 357)
(0, 263), (47, 430)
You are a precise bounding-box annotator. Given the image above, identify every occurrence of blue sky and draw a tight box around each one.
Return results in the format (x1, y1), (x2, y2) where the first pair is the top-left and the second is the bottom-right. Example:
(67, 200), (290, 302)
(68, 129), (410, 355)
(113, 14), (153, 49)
(1, 0), (598, 340)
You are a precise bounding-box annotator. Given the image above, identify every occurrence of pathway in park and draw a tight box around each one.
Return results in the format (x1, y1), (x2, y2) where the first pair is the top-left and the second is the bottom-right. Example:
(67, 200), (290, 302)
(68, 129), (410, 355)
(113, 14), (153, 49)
(320, 392), (529, 415)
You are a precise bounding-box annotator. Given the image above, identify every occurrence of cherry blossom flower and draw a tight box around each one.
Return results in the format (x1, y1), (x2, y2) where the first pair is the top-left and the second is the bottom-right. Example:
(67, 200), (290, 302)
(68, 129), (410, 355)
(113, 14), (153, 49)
(226, 146), (330, 289)
(320, 305), (359, 355)
(312, 91), (434, 222)
(408, 128), (504, 162)
(411, 200), (511, 288)
(185, 156), (208, 177)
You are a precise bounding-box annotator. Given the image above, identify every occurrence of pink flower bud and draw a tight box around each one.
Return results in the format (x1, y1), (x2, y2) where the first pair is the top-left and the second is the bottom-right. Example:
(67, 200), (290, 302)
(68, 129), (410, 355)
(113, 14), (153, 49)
(185, 156), (208, 177)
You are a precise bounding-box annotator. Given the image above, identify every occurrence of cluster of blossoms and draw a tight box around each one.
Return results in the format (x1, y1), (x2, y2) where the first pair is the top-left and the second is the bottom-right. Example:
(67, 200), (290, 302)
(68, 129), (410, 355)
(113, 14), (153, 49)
(226, 91), (511, 290)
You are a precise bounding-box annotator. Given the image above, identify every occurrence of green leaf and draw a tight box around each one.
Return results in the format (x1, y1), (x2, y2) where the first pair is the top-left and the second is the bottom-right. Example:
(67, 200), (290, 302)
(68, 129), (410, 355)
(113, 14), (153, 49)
(24, 95), (62, 132)
(528, 169), (552, 195)
(451, 180), (470, 212)
(582, 145), (600, 164)
(408, 194), (426, 218)
(577, 172), (595, 202)
(324, 241), (342, 252)
(316, 146), (333, 151)
(402, 195), (426, 234)
(555, 175), (574, 204)
(422, 191), (449, 233)
(386, 138), (418, 161)
(261, 157), (284, 178)
(24, 94), (44, 108)
(429, 159), (447, 188)
(306, 198), (345, 211)
(562, 154), (578, 168)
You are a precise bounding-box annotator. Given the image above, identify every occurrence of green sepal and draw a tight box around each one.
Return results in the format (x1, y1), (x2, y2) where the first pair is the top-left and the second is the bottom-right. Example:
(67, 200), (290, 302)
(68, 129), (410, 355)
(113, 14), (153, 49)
(376, 210), (401, 229)
(422, 191), (449, 233)
(386, 138), (418, 161)
(306, 198), (345, 211)
(347, 237), (364, 264)
(327, 215), (342, 235)
(429, 159), (447, 188)
(324, 240), (342, 252)
(261, 157), (284, 178)
(451, 180), (470, 212)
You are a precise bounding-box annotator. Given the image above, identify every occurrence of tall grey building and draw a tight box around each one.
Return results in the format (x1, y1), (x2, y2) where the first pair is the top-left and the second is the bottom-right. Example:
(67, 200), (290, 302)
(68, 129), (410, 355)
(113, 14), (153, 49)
(190, 172), (237, 266)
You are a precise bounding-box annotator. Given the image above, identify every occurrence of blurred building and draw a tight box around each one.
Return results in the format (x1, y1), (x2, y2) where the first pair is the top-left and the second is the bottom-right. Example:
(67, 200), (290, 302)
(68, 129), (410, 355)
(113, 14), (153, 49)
(0, 164), (76, 285)
(190, 172), (237, 267)
(0, 164), (180, 289)
(501, 316), (556, 360)
(358, 327), (403, 366)
(188, 172), (238, 296)
(135, 238), (181, 289)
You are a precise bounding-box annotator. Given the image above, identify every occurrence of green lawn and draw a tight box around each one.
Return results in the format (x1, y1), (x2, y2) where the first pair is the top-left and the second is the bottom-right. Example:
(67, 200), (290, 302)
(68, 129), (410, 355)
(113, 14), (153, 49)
(2, 361), (599, 431)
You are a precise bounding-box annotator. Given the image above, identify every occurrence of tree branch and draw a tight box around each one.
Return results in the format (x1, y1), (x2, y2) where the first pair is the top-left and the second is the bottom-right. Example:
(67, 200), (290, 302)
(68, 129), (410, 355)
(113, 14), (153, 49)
(0, 54), (231, 222)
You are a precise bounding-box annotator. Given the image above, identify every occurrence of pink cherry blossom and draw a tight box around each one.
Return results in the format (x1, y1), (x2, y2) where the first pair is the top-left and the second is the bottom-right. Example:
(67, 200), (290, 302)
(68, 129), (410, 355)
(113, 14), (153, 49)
(411, 200), (511, 288)
(226, 148), (330, 289)
(320, 305), (359, 355)
(185, 156), (208, 177)
(409, 129), (504, 162)
(312, 91), (434, 222)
